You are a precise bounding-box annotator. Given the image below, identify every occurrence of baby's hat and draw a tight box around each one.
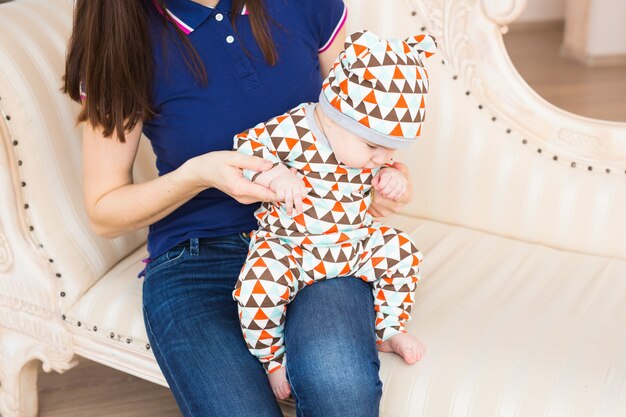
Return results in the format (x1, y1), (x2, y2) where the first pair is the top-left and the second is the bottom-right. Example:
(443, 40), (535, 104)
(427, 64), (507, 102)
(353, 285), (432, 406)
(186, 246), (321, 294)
(319, 30), (436, 149)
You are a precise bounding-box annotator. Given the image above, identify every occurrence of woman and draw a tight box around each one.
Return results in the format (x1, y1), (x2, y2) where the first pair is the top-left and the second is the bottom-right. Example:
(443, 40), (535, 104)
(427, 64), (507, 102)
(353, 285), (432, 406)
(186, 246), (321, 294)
(63, 0), (413, 416)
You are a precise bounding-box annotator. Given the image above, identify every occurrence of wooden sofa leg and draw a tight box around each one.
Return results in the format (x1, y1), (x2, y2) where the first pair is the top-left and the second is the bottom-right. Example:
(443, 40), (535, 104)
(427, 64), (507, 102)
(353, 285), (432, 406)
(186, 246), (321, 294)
(0, 328), (78, 417)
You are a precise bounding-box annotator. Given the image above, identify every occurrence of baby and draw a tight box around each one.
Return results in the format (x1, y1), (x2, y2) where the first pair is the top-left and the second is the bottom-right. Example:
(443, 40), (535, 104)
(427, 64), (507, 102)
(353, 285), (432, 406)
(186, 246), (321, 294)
(232, 30), (436, 400)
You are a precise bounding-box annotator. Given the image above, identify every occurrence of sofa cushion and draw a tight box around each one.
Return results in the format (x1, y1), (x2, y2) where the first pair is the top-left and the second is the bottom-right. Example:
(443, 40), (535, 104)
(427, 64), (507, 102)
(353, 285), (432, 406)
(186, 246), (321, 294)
(66, 214), (626, 416)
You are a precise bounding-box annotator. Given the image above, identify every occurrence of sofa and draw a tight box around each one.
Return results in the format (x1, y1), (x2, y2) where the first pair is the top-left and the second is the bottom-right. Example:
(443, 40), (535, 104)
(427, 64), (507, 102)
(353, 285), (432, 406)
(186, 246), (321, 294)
(1, 0), (625, 416)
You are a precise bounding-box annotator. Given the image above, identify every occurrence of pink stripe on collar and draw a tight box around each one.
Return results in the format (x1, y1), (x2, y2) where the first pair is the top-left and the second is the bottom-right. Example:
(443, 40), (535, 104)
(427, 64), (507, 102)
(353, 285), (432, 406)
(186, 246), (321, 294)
(152, 0), (193, 35)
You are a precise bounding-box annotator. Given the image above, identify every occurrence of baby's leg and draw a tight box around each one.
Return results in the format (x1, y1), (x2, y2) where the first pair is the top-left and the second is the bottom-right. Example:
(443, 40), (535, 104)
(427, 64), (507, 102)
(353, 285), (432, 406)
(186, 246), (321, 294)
(232, 236), (302, 399)
(353, 226), (426, 364)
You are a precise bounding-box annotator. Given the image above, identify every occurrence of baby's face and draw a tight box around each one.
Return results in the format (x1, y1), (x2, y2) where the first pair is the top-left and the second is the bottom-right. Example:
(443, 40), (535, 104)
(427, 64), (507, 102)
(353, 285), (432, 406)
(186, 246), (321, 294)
(332, 130), (395, 169)
(317, 106), (396, 169)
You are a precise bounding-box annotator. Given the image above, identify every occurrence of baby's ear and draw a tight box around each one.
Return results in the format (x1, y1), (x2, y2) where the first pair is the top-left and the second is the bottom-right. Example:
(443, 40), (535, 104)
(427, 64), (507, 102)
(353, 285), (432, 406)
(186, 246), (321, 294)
(343, 30), (382, 62)
(404, 34), (437, 61)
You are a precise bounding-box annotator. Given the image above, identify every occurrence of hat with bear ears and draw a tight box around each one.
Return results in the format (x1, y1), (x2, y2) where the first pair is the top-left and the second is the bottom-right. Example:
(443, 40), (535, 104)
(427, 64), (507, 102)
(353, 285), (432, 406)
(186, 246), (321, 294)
(319, 30), (437, 149)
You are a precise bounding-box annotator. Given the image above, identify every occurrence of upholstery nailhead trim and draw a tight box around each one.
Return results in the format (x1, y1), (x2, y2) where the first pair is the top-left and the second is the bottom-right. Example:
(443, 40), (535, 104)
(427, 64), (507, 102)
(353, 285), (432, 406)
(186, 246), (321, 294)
(418, 14), (622, 175)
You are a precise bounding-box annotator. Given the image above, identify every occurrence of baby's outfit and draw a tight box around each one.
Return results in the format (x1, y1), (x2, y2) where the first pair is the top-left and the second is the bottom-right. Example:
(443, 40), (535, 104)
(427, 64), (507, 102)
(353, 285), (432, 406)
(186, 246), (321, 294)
(232, 30), (437, 374)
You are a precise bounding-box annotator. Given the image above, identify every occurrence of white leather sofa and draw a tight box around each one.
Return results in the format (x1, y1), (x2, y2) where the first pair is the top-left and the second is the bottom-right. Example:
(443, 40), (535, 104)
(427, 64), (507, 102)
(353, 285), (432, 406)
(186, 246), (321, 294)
(1, 0), (625, 416)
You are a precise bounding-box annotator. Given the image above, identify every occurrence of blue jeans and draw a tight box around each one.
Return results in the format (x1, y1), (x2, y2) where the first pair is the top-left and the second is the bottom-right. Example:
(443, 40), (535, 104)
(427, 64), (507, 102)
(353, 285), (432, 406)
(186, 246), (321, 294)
(142, 234), (383, 417)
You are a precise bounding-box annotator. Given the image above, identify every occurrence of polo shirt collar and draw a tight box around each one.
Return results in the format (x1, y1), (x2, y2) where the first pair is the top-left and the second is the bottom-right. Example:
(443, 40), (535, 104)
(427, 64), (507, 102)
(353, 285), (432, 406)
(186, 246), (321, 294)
(159, 0), (233, 34)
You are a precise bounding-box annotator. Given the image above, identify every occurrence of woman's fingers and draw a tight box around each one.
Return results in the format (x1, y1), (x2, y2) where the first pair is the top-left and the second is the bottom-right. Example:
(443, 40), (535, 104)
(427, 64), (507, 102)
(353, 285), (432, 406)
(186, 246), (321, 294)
(235, 153), (274, 172)
(232, 177), (278, 203)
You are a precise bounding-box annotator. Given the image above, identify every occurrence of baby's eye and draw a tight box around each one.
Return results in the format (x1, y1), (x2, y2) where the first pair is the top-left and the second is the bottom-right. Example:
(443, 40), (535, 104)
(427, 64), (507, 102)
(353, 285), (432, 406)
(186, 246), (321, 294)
(367, 144), (377, 149)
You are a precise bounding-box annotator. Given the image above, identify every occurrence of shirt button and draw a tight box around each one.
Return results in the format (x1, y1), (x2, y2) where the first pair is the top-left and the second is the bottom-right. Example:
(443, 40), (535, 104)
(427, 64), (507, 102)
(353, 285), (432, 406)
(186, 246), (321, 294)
(226, 35), (234, 44)
(215, 13), (223, 21)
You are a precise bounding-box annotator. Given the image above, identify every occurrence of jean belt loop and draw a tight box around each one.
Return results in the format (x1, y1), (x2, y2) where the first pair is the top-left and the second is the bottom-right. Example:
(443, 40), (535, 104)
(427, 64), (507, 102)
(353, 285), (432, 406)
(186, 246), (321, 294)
(190, 237), (200, 256)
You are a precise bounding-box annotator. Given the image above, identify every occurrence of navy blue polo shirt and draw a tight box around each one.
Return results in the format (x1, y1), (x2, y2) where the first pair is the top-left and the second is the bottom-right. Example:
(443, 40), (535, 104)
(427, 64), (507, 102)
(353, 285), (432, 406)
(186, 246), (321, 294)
(143, 0), (347, 259)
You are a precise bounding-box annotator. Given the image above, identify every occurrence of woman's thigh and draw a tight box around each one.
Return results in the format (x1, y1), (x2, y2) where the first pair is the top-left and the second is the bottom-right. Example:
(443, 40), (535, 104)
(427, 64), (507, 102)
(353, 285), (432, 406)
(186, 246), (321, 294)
(285, 277), (383, 417)
(142, 235), (284, 417)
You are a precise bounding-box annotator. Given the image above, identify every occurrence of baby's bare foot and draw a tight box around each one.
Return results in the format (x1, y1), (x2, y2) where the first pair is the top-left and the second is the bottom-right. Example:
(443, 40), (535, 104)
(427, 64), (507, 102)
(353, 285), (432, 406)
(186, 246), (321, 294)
(377, 332), (426, 364)
(268, 366), (291, 400)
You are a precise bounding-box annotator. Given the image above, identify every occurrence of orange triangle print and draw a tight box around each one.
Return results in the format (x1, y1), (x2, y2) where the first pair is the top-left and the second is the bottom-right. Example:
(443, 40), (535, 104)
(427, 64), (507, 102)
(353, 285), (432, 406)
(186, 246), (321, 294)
(250, 141), (264, 150)
(280, 288), (290, 300)
(335, 166), (347, 174)
(260, 330), (273, 340)
(293, 213), (305, 226)
(340, 262), (351, 275)
(364, 68), (375, 80)
(359, 116), (370, 127)
(390, 123), (404, 136)
(331, 183), (339, 191)
(332, 202), (344, 212)
(353, 43), (367, 57)
(253, 258), (267, 268)
(252, 281), (266, 294)
(340, 78), (349, 95)
(325, 224), (338, 234)
(234, 286), (241, 298)
(396, 95), (408, 108)
(254, 309), (269, 320)
(364, 90), (377, 104)
(393, 66), (404, 79)
(285, 137), (298, 150)
(371, 257), (385, 267)
(376, 291), (386, 301)
(314, 261), (327, 275)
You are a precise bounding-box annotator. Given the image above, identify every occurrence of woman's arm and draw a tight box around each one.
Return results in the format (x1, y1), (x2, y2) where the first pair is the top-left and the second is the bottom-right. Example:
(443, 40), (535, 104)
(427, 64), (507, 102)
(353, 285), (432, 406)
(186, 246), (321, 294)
(319, 25), (346, 76)
(83, 121), (276, 238)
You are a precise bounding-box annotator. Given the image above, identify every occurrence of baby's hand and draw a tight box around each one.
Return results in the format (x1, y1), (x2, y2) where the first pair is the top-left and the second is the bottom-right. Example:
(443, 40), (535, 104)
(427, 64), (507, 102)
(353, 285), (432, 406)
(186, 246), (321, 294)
(372, 167), (408, 201)
(269, 167), (307, 216)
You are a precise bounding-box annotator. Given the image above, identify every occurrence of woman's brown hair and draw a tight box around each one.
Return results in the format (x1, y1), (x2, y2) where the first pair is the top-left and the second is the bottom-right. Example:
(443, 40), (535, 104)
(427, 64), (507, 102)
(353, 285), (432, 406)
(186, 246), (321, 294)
(63, 0), (277, 143)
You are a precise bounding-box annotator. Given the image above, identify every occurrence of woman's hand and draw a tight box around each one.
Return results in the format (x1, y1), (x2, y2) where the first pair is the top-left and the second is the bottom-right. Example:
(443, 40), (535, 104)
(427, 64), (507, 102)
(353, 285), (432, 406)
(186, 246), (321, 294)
(184, 150), (279, 204)
(369, 162), (413, 218)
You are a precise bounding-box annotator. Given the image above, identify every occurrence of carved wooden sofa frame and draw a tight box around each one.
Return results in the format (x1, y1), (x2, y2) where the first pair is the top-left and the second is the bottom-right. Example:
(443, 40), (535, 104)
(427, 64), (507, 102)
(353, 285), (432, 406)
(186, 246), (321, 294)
(1, 0), (625, 416)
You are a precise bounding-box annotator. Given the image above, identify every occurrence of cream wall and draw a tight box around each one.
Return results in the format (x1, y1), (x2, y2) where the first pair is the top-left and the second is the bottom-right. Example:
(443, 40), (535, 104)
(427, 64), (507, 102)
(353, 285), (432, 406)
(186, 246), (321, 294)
(587, 0), (626, 56)
(517, 0), (566, 22)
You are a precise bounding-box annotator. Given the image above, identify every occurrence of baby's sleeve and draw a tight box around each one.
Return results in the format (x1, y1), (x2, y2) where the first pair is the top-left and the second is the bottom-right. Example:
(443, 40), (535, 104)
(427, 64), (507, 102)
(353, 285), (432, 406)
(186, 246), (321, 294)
(233, 125), (284, 182)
